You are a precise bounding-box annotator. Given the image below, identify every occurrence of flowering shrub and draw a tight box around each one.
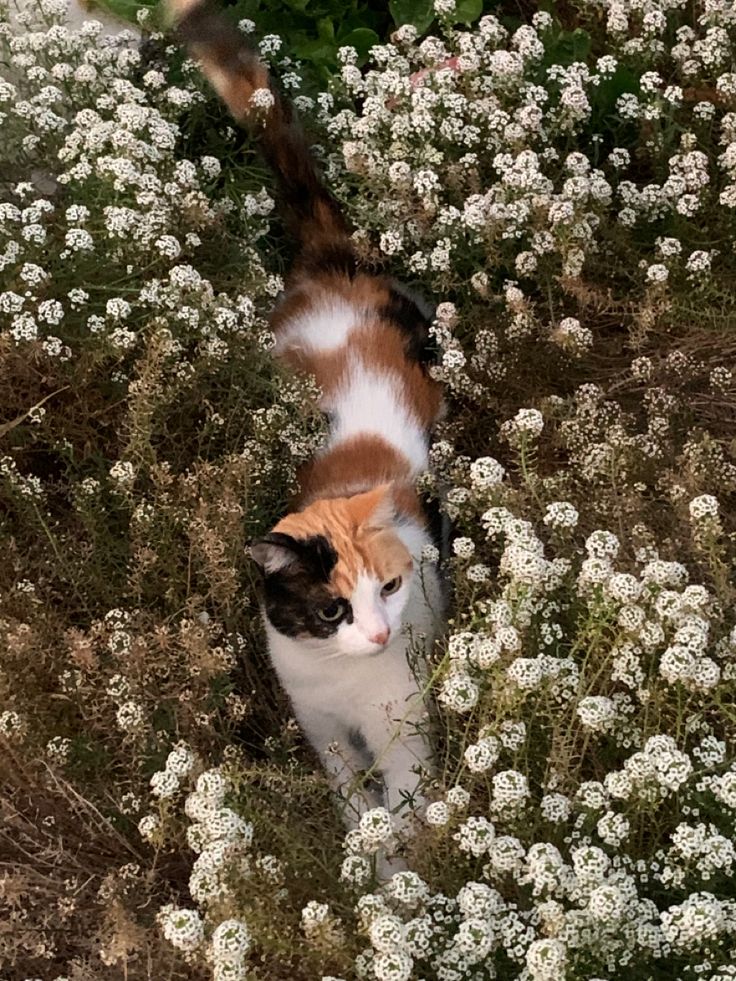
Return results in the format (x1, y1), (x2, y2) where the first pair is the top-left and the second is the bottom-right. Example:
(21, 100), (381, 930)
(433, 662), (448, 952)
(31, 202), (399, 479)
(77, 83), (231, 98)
(2, 1), (736, 980)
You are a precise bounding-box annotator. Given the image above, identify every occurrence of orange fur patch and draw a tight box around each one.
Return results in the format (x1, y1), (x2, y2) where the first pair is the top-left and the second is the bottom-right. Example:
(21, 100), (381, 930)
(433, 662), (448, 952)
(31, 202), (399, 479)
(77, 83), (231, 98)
(298, 434), (407, 498)
(273, 486), (414, 597)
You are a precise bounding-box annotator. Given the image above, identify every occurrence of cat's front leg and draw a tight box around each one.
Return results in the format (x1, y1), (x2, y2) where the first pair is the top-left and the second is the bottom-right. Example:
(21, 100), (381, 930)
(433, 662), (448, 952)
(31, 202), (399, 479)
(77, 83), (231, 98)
(368, 729), (432, 881)
(300, 710), (382, 827)
(376, 729), (433, 834)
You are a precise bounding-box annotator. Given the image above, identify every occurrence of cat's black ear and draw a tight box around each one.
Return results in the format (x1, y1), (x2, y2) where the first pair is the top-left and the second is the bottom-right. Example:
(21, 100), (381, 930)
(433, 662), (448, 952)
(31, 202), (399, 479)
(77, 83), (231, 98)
(249, 532), (302, 575)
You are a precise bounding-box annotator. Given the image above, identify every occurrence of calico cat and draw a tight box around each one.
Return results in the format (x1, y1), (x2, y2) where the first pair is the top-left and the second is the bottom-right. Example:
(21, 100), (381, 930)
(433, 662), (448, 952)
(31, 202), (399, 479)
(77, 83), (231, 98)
(167, 0), (445, 849)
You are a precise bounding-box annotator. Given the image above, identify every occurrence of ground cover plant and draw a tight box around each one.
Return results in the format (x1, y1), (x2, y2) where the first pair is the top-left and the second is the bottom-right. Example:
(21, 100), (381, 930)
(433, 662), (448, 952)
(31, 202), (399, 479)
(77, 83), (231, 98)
(2, 0), (736, 978)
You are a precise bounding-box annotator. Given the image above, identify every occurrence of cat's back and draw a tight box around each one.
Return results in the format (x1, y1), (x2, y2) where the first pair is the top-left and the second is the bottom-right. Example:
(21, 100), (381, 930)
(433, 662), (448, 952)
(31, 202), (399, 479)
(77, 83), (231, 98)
(271, 267), (442, 477)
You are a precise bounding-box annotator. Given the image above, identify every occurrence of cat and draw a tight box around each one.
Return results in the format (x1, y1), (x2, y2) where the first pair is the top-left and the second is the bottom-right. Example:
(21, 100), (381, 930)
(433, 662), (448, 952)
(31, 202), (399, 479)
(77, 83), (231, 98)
(167, 0), (446, 858)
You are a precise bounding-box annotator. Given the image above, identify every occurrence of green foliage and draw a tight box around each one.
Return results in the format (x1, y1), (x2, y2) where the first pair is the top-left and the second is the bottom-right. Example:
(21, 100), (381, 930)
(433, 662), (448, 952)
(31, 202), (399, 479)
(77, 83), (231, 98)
(94, 0), (491, 78)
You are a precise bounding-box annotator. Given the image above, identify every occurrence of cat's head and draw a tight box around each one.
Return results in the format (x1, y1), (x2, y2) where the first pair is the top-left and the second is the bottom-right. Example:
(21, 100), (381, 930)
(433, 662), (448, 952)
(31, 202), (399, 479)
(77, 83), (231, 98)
(251, 485), (414, 655)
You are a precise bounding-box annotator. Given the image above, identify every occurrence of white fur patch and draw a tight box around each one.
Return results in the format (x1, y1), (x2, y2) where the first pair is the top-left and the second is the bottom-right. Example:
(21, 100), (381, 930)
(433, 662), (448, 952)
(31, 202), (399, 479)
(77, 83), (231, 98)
(275, 298), (362, 355)
(327, 361), (429, 474)
(347, 572), (391, 645)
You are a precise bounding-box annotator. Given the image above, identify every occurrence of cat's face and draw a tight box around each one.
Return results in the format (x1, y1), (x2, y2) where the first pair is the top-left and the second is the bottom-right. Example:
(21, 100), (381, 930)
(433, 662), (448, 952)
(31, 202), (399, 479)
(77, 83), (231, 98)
(251, 486), (414, 656)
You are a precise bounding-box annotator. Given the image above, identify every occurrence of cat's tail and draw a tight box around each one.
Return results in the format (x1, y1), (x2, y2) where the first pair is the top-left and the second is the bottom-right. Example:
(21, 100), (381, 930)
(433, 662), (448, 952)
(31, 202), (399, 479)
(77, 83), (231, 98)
(166, 0), (352, 265)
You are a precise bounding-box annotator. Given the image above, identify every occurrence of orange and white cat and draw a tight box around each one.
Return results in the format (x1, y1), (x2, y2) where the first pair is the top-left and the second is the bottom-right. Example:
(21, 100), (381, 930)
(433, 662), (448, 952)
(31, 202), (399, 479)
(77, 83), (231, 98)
(167, 0), (445, 847)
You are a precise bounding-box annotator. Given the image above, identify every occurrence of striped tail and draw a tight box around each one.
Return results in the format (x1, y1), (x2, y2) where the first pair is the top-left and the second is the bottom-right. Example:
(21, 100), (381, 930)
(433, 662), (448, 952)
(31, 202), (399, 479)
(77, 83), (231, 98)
(166, 0), (352, 263)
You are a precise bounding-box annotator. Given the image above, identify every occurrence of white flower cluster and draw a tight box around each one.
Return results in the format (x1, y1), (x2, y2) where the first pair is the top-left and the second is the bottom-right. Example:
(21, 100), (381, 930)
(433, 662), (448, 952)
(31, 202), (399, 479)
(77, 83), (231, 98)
(149, 742), (197, 799)
(150, 763), (256, 977)
(0, 4), (280, 382)
(340, 807), (400, 886)
(158, 906), (205, 954)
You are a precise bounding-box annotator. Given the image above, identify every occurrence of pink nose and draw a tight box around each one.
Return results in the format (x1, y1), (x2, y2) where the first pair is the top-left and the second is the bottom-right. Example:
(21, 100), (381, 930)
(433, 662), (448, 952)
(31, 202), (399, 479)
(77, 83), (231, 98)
(370, 628), (390, 646)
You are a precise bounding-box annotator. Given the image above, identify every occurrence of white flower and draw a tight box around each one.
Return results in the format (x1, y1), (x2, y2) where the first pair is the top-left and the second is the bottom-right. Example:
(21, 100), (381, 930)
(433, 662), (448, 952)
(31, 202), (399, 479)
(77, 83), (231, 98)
(116, 700), (145, 732)
(596, 810), (630, 846)
(203, 808), (254, 846)
(109, 460), (136, 486)
(577, 695), (617, 733)
(369, 914), (404, 953)
(714, 771), (736, 809)
(446, 786), (470, 810)
(439, 672), (479, 713)
(507, 657), (544, 690)
(688, 494), (719, 520)
(425, 801), (451, 826)
(464, 735), (500, 773)
(385, 871), (429, 907)
(686, 249), (712, 275)
(540, 793), (571, 823)
(159, 906), (204, 952)
(585, 530), (620, 559)
(509, 407), (544, 437)
(469, 456), (506, 489)
(302, 900), (330, 937)
(571, 845), (610, 886)
(358, 807), (394, 846)
(457, 880), (505, 919)
(196, 768), (229, 803)
(212, 918), (251, 957)
(0, 711), (25, 741)
(185, 790), (219, 823)
(454, 816), (495, 856)
(526, 938), (567, 980)
(452, 536), (476, 559)
(46, 735), (72, 764)
(555, 316), (593, 353)
(166, 743), (196, 777)
(543, 501), (579, 528)
(150, 770), (180, 799)
(373, 950), (413, 981)
(492, 769), (529, 811)
(588, 884), (625, 921)
(647, 263), (669, 283)
(340, 854), (371, 885)
(138, 814), (160, 842)
(660, 893), (724, 949)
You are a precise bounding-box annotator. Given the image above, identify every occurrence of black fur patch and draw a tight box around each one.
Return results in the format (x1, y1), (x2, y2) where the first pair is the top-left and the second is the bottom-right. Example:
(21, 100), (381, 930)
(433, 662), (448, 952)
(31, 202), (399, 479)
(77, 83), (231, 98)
(380, 288), (437, 367)
(176, 1), (243, 69)
(257, 533), (353, 639)
(422, 493), (446, 556)
(347, 727), (367, 754)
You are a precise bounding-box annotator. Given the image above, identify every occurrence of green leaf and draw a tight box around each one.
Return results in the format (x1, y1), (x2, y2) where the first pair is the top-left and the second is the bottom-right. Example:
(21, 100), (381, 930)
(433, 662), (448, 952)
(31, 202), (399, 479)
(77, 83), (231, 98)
(590, 65), (640, 131)
(317, 15), (335, 41)
(389, 0), (435, 35)
(453, 0), (482, 25)
(338, 26), (380, 58)
(543, 27), (591, 68)
(94, 0), (157, 25)
(291, 35), (337, 63)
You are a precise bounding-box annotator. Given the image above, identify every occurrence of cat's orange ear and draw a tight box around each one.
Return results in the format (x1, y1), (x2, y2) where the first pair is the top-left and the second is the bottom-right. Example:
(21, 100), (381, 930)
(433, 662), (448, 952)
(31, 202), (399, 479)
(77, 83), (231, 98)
(346, 483), (395, 530)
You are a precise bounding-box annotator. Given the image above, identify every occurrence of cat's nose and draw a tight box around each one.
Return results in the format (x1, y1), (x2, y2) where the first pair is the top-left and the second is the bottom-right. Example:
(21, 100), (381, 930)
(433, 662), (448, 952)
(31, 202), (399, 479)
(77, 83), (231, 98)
(370, 628), (390, 646)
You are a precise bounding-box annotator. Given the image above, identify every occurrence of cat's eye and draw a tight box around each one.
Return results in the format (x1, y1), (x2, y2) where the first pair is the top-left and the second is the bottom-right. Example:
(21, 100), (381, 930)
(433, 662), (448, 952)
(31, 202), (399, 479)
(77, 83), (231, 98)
(381, 576), (402, 596)
(317, 599), (347, 623)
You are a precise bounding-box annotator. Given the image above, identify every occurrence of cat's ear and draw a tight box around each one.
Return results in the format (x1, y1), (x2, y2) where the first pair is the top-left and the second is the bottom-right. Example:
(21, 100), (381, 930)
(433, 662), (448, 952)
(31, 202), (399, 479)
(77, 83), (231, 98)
(249, 532), (302, 575)
(347, 483), (395, 530)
